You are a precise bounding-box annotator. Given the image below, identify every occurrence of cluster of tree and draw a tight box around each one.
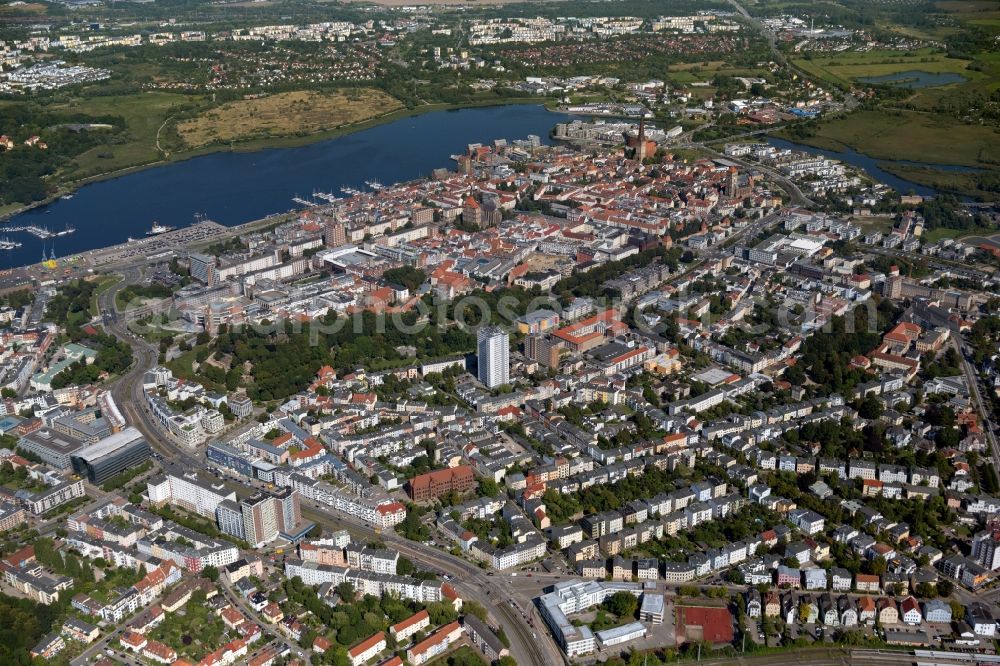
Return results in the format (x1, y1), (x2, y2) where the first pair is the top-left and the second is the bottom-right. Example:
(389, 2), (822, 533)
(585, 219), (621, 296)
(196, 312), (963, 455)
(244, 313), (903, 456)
(784, 302), (901, 394)
(395, 503), (431, 541)
(921, 347), (963, 380)
(382, 266), (427, 293)
(544, 463), (686, 522)
(45, 279), (98, 338)
(282, 575), (457, 662)
(981, 463), (1000, 494)
(918, 195), (995, 232)
(32, 536), (125, 590)
(100, 460), (153, 492)
(0, 593), (62, 666)
(43, 281), (136, 386)
(0, 290), (33, 311)
(553, 246), (680, 300)
(945, 26), (1000, 59)
(0, 105), (124, 206)
(193, 311), (476, 399)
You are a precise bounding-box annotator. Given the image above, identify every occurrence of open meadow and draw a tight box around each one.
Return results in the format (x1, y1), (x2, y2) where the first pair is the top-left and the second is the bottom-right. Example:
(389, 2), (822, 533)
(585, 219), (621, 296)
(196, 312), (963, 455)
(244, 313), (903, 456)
(51, 91), (205, 181)
(175, 89), (403, 149)
(792, 48), (981, 89)
(780, 109), (999, 167)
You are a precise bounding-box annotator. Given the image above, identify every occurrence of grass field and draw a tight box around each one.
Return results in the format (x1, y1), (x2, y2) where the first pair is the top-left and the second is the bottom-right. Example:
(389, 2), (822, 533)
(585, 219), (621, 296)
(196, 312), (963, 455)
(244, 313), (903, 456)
(176, 89), (403, 149)
(878, 163), (1000, 202)
(0, 1), (46, 13)
(921, 225), (997, 243)
(427, 646), (486, 665)
(52, 91), (206, 181)
(781, 109), (1000, 167)
(792, 49), (979, 88)
(667, 60), (771, 84)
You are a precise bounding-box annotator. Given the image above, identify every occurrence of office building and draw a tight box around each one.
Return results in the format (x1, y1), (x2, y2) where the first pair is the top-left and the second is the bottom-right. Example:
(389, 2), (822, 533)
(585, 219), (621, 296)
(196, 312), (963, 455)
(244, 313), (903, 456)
(884, 273), (902, 299)
(477, 326), (509, 389)
(70, 428), (151, 485)
(52, 412), (111, 445)
(17, 428), (86, 470)
(539, 580), (642, 657)
(525, 334), (563, 369)
(463, 615), (509, 663)
(228, 393), (253, 418)
(274, 487), (302, 536)
(325, 222), (347, 248)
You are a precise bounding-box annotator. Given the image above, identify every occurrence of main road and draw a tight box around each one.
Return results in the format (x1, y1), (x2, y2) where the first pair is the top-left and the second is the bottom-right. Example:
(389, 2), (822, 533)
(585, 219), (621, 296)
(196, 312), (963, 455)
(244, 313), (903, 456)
(955, 336), (1000, 487)
(97, 270), (560, 666)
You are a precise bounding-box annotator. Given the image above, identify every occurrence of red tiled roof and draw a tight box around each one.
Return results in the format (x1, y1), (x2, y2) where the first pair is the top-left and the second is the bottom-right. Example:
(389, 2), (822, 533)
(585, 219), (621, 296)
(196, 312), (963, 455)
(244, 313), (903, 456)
(376, 502), (405, 516)
(2, 545), (34, 569)
(390, 610), (428, 634)
(348, 632), (385, 658)
(408, 621), (460, 657)
(409, 465), (474, 494)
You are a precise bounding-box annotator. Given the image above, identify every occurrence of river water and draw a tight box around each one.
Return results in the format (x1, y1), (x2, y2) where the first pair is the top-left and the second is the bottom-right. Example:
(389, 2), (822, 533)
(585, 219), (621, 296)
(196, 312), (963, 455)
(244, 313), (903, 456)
(856, 70), (966, 89)
(1, 105), (976, 270)
(766, 137), (980, 199)
(0, 104), (564, 269)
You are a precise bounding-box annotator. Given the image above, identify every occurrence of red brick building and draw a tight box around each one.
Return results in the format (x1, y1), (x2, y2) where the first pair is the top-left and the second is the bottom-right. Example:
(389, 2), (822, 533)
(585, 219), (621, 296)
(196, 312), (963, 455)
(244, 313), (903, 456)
(407, 465), (475, 502)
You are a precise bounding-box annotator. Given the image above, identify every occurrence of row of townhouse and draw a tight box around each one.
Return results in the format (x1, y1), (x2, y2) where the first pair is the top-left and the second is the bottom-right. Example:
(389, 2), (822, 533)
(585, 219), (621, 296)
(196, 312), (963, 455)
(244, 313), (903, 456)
(135, 523), (239, 573)
(746, 449), (941, 489)
(282, 473), (406, 528)
(206, 433), (410, 528)
(70, 562), (182, 623)
(283, 559), (461, 608)
(548, 454), (671, 495)
(704, 395), (846, 441)
(717, 407), (855, 457)
(469, 533), (548, 570)
(19, 478), (86, 516)
(746, 590), (958, 628)
(561, 493), (751, 573)
(597, 520), (666, 556)
(65, 533), (151, 570)
(575, 478), (731, 540)
(144, 391), (211, 447)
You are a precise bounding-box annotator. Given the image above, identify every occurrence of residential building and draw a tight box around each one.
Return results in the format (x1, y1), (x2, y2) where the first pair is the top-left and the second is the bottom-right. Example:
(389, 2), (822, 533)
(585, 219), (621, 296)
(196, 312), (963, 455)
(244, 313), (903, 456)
(477, 326), (510, 389)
